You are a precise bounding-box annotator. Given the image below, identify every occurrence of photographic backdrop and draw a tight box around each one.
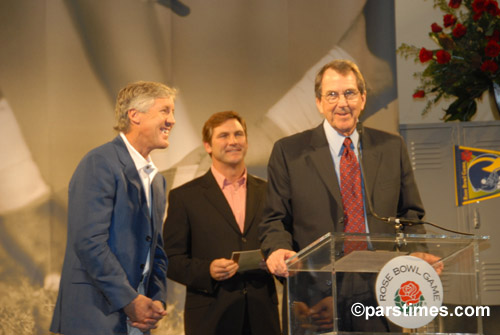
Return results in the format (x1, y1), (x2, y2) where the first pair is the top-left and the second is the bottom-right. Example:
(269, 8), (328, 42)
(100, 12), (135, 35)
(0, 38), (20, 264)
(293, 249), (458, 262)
(0, 1), (398, 333)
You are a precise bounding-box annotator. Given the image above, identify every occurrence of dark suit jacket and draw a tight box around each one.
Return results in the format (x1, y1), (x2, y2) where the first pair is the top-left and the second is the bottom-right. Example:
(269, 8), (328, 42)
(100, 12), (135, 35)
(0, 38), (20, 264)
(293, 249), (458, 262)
(259, 124), (426, 332)
(259, 123), (426, 256)
(50, 136), (168, 335)
(163, 170), (280, 335)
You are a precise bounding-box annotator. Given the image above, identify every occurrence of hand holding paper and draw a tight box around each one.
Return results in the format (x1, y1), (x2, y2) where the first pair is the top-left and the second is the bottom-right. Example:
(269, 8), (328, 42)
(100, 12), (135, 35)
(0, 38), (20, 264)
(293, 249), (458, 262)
(231, 249), (265, 273)
(210, 258), (239, 281)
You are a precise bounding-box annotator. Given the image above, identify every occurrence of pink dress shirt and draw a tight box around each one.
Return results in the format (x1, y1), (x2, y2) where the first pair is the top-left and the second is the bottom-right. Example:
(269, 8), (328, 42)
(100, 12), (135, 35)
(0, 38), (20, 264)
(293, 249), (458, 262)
(211, 165), (247, 233)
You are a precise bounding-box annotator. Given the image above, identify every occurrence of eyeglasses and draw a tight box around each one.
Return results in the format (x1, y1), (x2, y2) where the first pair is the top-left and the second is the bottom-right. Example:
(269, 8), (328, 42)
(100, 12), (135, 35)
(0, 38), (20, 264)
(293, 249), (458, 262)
(321, 89), (360, 104)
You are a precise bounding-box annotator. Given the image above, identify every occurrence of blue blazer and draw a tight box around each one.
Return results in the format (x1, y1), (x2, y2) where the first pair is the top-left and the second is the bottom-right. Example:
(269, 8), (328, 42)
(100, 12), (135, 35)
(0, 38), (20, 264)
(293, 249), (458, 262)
(50, 136), (168, 335)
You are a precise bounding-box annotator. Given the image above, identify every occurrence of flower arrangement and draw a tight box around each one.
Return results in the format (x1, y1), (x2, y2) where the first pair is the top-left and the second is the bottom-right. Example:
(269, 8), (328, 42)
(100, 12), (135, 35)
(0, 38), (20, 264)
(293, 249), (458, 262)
(398, 0), (500, 121)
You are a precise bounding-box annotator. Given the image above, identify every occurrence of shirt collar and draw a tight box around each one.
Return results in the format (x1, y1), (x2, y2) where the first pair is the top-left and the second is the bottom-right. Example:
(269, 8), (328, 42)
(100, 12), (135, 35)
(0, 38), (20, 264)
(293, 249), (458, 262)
(211, 165), (247, 190)
(322, 119), (360, 157)
(120, 132), (158, 176)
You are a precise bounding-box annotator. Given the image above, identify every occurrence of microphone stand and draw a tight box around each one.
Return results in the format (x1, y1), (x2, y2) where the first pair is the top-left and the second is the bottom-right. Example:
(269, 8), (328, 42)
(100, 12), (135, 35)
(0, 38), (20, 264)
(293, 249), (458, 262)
(355, 122), (474, 240)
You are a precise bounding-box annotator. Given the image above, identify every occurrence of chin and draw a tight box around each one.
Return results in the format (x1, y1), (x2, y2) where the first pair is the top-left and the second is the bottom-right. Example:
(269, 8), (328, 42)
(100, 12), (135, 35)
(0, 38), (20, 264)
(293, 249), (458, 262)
(157, 141), (169, 149)
(225, 158), (243, 165)
(337, 120), (355, 129)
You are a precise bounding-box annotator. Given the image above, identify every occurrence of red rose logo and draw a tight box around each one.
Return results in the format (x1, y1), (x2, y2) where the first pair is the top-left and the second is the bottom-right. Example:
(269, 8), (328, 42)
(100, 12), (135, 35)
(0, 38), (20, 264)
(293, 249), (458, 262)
(399, 281), (422, 305)
(461, 150), (473, 162)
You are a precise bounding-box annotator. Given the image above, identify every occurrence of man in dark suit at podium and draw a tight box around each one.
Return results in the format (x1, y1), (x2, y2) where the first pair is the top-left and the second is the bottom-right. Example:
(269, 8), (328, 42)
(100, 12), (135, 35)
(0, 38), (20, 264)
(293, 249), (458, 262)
(259, 59), (432, 332)
(163, 111), (280, 335)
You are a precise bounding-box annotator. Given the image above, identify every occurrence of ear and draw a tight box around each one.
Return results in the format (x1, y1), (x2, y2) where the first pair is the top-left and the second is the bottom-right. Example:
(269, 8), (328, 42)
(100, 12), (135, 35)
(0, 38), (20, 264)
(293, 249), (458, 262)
(203, 141), (212, 155)
(359, 92), (367, 111)
(315, 97), (324, 116)
(128, 109), (141, 126)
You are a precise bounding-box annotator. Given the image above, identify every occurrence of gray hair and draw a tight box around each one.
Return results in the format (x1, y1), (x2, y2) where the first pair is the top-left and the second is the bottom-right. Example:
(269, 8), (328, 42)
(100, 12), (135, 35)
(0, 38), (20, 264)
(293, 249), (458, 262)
(114, 81), (177, 133)
(314, 59), (366, 100)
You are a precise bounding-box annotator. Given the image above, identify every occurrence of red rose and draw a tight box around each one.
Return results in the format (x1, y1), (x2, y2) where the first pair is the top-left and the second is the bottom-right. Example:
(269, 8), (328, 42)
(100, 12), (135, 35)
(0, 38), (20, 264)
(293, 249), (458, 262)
(486, 0), (500, 15)
(489, 30), (500, 42)
(419, 48), (434, 63)
(461, 150), (473, 162)
(472, 0), (487, 13)
(485, 40), (500, 57)
(431, 23), (443, 33)
(443, 14), (457, 27)
(449, 0), (462, 8)
(413, 90), (425, 98)
(452, 23), (467, 38)
(399, 281), (422, 305)
(481, 60), (499, 73)
(436, 50), (451, 64)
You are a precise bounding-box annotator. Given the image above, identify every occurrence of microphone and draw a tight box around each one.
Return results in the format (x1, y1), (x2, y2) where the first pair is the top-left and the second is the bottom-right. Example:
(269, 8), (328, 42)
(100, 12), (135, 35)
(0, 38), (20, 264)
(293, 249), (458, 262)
(355, 122), (473, 236)
(355, 122), (407, 232)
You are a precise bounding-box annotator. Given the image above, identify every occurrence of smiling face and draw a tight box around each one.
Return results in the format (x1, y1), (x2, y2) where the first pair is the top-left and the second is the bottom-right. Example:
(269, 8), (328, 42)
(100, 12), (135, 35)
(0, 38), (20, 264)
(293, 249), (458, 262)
(316, 68), (366, 137)
(204, 118), (248, 170)
(129, 96), (175, 157)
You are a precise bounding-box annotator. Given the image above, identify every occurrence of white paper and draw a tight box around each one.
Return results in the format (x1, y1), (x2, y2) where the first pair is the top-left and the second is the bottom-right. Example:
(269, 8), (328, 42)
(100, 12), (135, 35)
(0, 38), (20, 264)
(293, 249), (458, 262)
(231, 249), (263, 272)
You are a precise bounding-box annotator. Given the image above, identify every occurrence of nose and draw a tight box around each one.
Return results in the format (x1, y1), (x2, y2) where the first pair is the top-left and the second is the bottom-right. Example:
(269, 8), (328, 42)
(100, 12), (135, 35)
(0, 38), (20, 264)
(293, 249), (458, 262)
(228, 134), (238, 144)
(166, 113), (175, 127)
(337, 94), (349, 107)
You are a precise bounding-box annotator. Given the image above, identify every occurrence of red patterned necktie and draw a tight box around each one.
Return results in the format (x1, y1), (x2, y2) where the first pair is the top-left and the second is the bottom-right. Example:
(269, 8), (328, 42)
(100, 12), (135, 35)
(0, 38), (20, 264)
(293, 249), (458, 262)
(340, 137), (367, 253)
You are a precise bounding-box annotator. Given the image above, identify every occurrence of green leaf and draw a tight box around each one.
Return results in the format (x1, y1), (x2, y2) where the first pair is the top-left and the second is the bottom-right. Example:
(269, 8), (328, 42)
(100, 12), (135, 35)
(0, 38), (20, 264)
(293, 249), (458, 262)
(443, 97), (477, 121)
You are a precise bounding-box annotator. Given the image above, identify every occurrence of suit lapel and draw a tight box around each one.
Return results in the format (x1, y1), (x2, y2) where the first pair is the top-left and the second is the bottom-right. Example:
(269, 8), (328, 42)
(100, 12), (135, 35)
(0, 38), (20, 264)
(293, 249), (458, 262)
(243, 175), (261, 235)
(151, 175), (165, 230)
(202, 171), (242, 235)
(307, 125), (344, 207)
(113, 136), (150, 221)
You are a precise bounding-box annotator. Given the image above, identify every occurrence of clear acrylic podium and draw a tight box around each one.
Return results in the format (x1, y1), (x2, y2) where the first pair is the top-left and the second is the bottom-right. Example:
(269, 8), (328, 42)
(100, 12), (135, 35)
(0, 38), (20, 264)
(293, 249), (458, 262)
(285, 232), (489, 335)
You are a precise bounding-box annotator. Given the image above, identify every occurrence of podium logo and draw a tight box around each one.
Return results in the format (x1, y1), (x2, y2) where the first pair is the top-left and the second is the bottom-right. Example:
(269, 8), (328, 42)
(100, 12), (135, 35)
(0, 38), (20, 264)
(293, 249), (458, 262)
(375, 255), (443, 329)
(395, 281), (424, 310)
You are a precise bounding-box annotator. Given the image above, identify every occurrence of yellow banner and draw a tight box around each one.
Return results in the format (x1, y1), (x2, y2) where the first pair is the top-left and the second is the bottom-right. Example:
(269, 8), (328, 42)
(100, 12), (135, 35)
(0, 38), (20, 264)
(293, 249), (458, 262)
(454, 146), (500, 206)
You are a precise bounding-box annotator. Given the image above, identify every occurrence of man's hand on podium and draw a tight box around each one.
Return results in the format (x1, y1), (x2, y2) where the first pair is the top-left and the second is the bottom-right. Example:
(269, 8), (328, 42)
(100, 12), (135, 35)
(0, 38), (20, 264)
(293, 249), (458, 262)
(266, 249), (297, 277)
(411, 252), (444, 275)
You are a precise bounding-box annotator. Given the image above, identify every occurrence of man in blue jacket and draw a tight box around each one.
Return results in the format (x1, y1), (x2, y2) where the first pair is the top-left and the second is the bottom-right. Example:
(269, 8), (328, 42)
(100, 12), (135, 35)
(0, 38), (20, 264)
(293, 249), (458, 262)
(50, 81), (175, 335)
